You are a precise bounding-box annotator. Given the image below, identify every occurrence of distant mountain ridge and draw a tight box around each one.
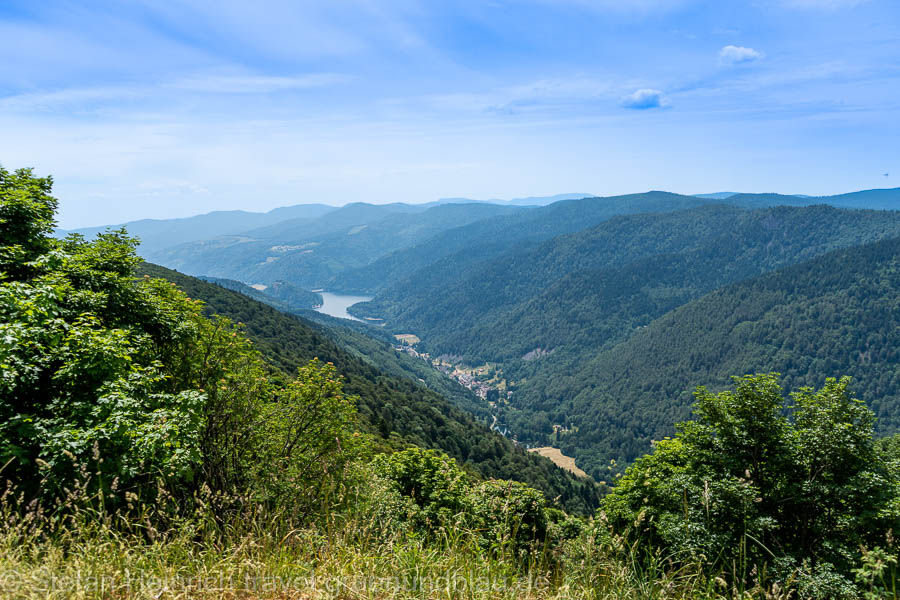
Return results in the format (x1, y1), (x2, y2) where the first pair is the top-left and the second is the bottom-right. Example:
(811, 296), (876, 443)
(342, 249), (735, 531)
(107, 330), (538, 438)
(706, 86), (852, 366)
(56, 203), (336, 256)
(58, 187), (900, 291)
(437, 193), (594, 206)
(150, 202), (524, 289)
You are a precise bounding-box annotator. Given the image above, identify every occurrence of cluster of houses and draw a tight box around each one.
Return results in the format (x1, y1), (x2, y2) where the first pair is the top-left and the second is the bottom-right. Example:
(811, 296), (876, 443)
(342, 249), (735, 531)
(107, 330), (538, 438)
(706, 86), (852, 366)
(394, 341), (499, 400)
(393, 335), (523, 440)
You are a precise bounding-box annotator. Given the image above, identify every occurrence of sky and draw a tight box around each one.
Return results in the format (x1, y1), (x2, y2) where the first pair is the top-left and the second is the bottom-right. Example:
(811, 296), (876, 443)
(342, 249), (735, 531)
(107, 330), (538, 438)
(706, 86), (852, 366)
(1, 0), (898, 228)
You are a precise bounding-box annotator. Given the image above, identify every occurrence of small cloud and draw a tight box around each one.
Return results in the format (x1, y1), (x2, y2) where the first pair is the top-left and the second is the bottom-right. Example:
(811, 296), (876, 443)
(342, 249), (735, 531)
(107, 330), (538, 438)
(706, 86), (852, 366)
(621, 89), (668, 110)
(719, 45), (763, 65)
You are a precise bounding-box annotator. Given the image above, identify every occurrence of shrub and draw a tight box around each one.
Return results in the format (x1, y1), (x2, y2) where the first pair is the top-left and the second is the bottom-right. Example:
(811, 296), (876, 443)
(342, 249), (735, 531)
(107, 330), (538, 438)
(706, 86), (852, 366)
(0, 166), (358, 520)
(372, 447), (468, 528)
(602, 373), (900, 592)
(466, 479), (549, 556)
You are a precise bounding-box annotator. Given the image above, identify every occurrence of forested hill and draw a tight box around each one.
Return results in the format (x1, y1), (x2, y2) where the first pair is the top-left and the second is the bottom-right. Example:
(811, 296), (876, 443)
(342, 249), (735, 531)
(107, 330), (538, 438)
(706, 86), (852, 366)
(519, 236), (900, 479)
(137, 263), (601, 514)
(148, 202), (523, 289)
(357, 204), (900, 364)
(329, 188), (900, 295)
(330, 191), (718, 293)
(56, 203), (336, 256)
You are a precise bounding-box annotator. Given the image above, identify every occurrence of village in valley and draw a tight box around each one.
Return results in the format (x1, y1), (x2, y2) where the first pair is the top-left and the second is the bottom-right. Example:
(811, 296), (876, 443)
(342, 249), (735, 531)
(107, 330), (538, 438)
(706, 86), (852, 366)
(392, 333), (588, 478)
(392, 333), (513, 432)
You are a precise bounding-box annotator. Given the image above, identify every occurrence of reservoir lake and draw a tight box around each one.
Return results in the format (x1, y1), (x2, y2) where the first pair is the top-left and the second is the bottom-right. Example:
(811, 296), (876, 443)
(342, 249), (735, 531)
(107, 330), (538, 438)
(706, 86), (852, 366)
(313, 292), (373, 322)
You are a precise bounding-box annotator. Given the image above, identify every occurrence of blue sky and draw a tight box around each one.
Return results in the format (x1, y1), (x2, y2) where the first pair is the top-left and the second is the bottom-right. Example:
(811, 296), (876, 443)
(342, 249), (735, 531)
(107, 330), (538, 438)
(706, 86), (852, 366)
(1, 0), (898, 228)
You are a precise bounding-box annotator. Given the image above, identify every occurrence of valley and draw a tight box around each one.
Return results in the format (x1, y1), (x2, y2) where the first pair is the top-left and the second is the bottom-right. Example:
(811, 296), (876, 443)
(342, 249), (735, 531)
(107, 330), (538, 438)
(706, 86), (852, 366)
(12, 173), (900, 599)
(11, 2), (900, 596)
(69, 187), (900, 484)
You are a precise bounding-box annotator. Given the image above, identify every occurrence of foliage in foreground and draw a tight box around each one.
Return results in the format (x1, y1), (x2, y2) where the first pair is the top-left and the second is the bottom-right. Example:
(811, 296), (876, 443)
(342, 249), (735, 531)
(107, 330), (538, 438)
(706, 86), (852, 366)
(5, 166), (900, 598)
(0, 165), (357, 514)
(2, 453), (898, 600)
(603, 373), (900, 598)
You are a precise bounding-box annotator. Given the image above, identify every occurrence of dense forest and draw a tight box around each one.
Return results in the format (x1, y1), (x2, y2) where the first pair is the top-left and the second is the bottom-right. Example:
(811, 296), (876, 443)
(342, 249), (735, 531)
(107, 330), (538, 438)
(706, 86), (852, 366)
(356, 204), (900, 362)
(518, 236), (900, 478)
(137, 263), (601, 514)
(348, 204), (900, 480)
(9, 167), (900, 598)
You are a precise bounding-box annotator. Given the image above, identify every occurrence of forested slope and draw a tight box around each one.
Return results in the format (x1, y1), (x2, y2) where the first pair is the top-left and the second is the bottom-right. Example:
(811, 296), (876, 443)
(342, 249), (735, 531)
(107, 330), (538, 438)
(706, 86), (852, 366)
(331, 191), (718, 293)
(331, 188), (900, 295)
(137, 263), (601, 513)
(358, 204), (900, 364)
(149, 202), (522, 288)
(511, 236), (900, 478)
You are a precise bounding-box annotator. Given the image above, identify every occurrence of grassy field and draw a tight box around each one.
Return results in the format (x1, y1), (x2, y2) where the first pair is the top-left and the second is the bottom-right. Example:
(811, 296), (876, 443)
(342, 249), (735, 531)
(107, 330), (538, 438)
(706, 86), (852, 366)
(528, 447), (588, 479)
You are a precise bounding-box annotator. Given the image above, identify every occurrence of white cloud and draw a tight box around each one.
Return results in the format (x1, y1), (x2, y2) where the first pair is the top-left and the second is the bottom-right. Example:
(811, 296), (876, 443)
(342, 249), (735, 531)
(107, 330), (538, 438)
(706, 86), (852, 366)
(621, 88), (669, 109)
(719, 45), (763, 65)
(172, 73), (349, 94)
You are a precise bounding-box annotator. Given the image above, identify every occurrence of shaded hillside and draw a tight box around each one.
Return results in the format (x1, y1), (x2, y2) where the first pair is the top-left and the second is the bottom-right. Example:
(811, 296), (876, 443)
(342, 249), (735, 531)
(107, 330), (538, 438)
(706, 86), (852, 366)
(820, 187), (900, 210)
(514, 237), (900, 479)
(196, 275), (322, 312)
(150, 202), (523, 288)
(332, 188), (898, 295)
(261, 280), (323, 310)
(331, 191), (719, 293)
(358, 205), (900, 365)
(137, 263), (601, 513)
(58, 203), (336, 256)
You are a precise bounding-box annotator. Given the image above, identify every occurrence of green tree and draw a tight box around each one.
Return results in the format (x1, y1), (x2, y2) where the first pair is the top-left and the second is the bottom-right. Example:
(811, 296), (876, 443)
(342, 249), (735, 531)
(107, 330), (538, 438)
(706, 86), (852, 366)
(602, 373), (900, 593)
(0, 167), (357, 518)
(0, 166), (57, 280)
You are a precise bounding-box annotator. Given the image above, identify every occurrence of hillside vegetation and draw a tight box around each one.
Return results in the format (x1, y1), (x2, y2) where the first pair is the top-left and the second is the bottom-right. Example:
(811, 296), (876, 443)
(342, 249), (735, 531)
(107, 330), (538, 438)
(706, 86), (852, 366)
(7, 166), (900, 598)
(149, 202), (523, 288)
(525, 236), (900, 477)
(138, 262), (601, 514)
(358, 204), (900, 363)
(350, 203), (900, 486)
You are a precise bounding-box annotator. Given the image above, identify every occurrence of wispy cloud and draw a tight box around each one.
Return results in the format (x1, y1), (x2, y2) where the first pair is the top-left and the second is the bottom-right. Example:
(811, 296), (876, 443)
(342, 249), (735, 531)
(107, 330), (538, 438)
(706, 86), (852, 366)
(172, 73), (349, 94)
(719, 45), (763, 65)
(522, 0), (695, 15)
(781, 0), (868, 9)
(1, 0), (897, 227)
(414, 78), (616, 116)
(621, 89), (669, 109)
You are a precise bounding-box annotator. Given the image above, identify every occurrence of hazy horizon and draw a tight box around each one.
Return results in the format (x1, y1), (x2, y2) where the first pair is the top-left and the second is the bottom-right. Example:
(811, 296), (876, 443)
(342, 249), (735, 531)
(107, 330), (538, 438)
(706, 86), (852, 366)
(2, 0), (898, 228)
(55, 184), (900, 232)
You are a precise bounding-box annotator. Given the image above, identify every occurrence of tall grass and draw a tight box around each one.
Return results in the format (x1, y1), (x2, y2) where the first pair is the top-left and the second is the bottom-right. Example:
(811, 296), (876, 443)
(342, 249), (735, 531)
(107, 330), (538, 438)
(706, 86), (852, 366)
(0, 468), (802, 600)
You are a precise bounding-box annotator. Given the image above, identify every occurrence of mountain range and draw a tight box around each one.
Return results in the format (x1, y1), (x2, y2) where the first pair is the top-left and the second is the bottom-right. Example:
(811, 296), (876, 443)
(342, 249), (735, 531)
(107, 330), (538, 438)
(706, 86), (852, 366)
(63, 185), (900, 483)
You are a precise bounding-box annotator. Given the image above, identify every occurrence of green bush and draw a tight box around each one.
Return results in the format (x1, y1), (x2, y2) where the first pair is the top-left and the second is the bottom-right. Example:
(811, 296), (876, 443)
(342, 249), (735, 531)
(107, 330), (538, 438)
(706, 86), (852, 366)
(0, 166), (357, 519)
(602, 373), (900, 594)
(372, 447), (469, 528)
(373, 446), (569, 559)
(466, 479), (548, 556)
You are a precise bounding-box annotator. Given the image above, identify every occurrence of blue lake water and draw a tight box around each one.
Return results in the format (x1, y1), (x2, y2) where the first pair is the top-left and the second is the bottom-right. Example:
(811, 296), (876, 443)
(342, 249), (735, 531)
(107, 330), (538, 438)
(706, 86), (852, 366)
(313, 292), (373, 322)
